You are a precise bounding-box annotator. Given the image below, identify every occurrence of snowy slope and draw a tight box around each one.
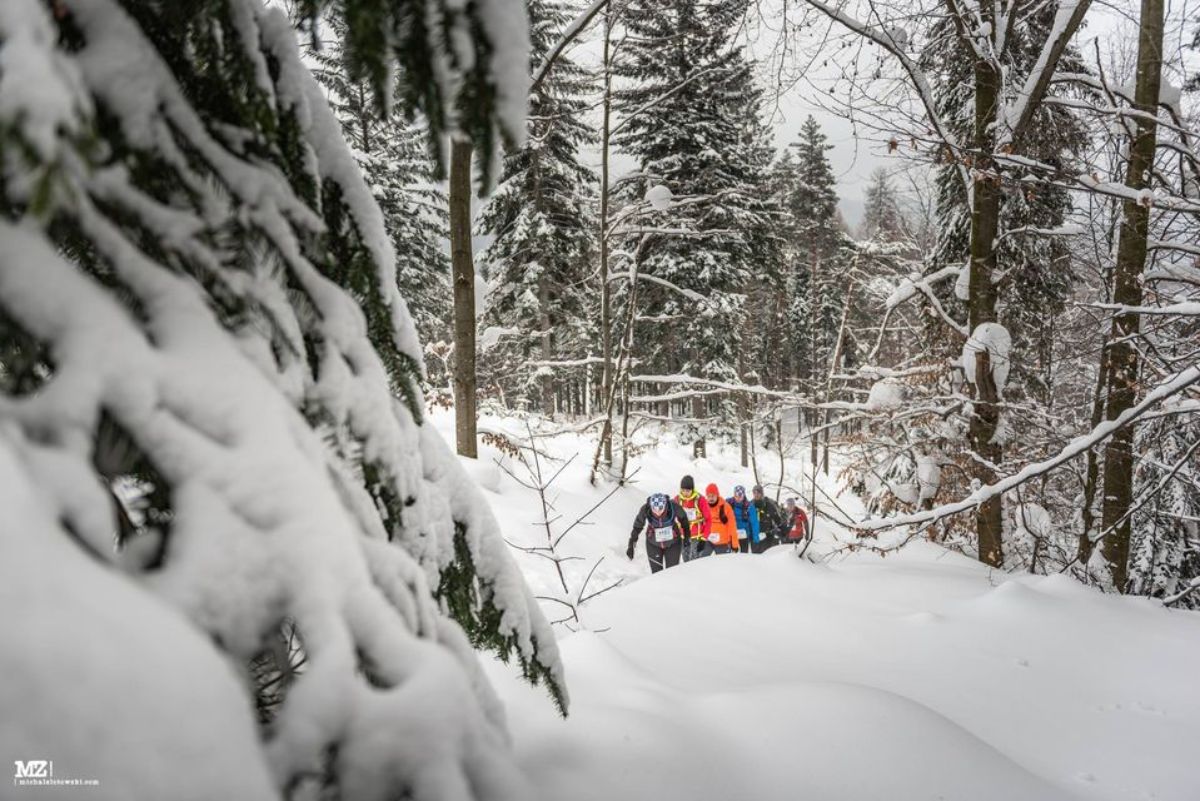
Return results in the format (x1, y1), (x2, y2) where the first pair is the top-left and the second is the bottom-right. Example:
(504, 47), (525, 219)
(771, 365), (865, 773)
(435, 411), (1200, 801)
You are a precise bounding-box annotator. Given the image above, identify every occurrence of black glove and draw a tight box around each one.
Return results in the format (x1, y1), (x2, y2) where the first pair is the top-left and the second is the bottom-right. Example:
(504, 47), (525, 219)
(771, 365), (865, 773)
(626, 542), (636, 560)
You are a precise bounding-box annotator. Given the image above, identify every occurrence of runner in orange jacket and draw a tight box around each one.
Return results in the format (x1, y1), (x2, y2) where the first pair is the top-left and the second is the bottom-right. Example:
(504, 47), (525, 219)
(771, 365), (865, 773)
(704, 483), (740, 554)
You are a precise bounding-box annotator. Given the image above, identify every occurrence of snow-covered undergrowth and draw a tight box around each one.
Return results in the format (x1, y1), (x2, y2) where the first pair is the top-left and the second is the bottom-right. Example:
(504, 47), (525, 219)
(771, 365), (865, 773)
(435, 411), (1200, 801)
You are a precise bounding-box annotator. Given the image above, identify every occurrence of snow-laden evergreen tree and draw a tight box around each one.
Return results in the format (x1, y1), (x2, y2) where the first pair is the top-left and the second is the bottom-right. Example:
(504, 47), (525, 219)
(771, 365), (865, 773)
(922, 9), (1088, 402)
(310, 21), (452, 379)
(611, 0), (774, 433)
(751, 149), (804, 391)
(0, 1), (562, 798)
(1127, 414), (1200, 607)
(739, 118), (786, 397)
(780, 116), (848, 391)
(477, 0), (595, 415)
(860, 168), (905, 242)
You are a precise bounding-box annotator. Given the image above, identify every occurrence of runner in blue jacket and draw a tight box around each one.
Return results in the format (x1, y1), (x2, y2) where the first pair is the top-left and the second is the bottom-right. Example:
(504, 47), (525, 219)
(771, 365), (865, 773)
(728, 485), (761, 554)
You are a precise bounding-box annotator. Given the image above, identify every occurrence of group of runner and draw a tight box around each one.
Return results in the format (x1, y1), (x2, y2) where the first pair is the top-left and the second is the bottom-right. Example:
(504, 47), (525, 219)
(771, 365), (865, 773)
(626, 475), (811, 573)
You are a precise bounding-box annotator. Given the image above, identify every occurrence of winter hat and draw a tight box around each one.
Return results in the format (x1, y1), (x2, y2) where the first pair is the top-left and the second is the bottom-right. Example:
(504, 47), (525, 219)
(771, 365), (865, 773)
(733, 485), (746, 498)
(680, 475), (695, 491)
(705, 482), (720, 497)
(752, 484), (765, 495)
(649, 493), (669, 514)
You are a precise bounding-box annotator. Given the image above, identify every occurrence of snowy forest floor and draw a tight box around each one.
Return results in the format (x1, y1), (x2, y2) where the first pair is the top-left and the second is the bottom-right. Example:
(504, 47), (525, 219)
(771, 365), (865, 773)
(430, 410), (1200, 801)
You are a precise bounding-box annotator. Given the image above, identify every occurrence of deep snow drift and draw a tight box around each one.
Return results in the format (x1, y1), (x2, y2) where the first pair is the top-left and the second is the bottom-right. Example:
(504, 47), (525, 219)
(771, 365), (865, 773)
(432, 410), (1200, 801)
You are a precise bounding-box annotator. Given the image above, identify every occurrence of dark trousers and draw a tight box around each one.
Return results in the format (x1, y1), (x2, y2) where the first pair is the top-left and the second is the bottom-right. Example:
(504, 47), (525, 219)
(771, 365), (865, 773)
(752, 535), (777, 553)
(684, 538), (715, 560)
(648, 539), (683, 573)
(739, 535), (778, 553)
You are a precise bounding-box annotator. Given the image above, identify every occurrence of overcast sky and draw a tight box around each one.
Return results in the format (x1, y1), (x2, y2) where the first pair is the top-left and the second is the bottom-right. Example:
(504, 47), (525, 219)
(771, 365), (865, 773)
(476, 0), (1193, 243)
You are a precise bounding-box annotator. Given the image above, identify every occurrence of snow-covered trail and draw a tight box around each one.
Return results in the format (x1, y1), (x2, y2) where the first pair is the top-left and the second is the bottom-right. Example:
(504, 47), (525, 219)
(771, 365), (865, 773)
(432, 411), (1200, 801)
(486, 545), (1199, 801)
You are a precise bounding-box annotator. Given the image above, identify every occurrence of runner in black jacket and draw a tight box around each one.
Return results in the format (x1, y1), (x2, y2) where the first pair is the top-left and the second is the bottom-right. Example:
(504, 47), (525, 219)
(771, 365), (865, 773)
(751, 484), (785, 552)
(626, 493), (689, 573)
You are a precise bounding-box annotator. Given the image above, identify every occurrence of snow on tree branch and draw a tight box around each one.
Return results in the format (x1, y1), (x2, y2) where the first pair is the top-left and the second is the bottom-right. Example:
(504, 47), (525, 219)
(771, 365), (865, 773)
(855, 364), (1200, 533)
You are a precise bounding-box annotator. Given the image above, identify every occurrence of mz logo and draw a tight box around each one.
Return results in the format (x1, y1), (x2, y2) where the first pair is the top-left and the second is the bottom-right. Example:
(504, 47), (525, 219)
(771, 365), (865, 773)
(14, 760), (52, 779)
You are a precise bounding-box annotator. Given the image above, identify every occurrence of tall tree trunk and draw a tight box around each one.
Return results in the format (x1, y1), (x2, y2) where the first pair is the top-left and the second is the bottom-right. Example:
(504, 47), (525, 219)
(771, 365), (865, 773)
(967, 49), (1004, 568)
(1099, 0), (1164, 591)
(538, 277), (554, 416)
(450, 138), (478, 458)
(598, 7), (615, 465)
(1079, 363), (1109, 566)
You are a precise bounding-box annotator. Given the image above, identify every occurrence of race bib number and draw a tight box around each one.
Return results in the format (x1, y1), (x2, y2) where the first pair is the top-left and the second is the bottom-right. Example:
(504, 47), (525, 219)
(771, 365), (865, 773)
(685, 506), (698, 522)
(653, 525), (675, 544)
(708, 533), (720, 544)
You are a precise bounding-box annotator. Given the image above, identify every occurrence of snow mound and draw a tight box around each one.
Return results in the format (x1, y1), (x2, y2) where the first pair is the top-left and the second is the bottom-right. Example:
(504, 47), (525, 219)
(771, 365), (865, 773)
(486, 547), (1200, 801)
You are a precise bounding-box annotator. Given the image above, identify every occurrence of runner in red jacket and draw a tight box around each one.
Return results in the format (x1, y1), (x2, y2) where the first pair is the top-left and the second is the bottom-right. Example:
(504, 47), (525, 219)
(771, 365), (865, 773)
(779, 497), (810, 543)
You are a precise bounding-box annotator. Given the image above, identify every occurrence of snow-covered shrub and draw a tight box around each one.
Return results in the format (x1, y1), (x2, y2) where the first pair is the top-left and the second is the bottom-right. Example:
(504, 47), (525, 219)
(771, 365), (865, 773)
(0, 1), (560, 799)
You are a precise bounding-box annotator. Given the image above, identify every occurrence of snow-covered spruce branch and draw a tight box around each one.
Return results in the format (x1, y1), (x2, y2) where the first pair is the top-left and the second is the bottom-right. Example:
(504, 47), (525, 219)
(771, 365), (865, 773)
(607, 271), (707, 302)
(529, 0), (609, 93)
(0, 1), (566, 796)
(855, 364), (1200, 533)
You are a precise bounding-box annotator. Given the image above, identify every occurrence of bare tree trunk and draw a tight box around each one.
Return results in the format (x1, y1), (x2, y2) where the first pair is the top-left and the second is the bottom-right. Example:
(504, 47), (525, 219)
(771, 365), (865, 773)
(692, 394), (706, 459)
(967, 47), (1004, 568)
(598, 8), (615, 465)
(450, 138), (478, 458)
(1099, 0), (1164, 591)
(538, 277), (554, 416)
(1079, 361), (1109, 566)
(749, 417), (761, 488)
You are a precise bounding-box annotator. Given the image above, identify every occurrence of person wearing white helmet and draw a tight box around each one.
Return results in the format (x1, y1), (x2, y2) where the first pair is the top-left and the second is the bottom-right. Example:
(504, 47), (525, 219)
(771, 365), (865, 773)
(626, 492), (690, 573)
